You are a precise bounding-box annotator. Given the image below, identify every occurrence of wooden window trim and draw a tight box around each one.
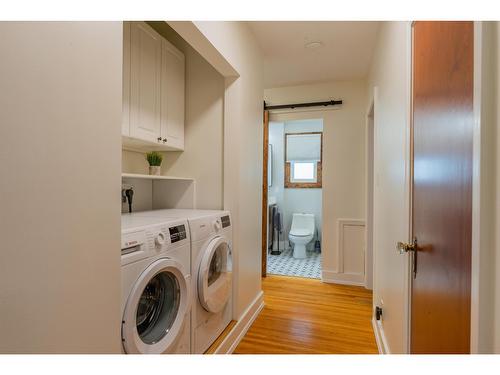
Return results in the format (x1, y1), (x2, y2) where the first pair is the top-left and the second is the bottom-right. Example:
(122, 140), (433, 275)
(284, 132), (323, 189)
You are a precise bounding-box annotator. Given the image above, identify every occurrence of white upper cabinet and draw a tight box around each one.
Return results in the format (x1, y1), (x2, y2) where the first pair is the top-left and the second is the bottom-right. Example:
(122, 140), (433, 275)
(123, 22), (185, 152)
(161, 39), (185, 150)
(129, 22), (162, 143)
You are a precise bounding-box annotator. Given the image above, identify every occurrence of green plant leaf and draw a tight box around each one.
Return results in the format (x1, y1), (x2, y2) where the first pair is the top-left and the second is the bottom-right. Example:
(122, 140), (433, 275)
(145, 151), (163, 166)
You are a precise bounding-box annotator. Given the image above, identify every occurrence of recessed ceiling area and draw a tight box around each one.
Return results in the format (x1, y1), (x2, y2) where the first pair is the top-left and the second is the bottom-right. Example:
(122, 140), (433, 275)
(247, 21), (381, 88)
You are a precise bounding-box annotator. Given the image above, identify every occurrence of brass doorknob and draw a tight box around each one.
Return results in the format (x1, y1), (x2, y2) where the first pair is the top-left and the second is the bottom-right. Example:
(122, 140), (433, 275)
(396, 238), (417, 254)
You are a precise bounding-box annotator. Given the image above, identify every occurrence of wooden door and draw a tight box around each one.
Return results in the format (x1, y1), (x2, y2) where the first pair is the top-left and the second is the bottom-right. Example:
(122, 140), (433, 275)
(130, 22), (162, 143)
(411, 21), (473, 354)
(161, 38), (185, 150)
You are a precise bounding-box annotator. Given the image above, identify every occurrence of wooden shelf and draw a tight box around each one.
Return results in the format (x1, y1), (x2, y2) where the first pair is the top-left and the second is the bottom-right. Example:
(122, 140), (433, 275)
(121, 173), (194, 181)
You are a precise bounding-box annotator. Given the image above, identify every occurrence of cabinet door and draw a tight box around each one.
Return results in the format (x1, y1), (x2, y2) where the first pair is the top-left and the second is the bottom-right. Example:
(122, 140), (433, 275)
(122, 22), (131, 136)
(130, 22), (162, 143)
(161, 39), (185, 150)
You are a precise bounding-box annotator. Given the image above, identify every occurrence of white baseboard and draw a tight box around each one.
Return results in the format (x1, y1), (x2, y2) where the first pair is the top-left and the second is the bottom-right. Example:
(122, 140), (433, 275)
(322, 270), (365, 286)
(371, 317), (390, 354)
(212, 291), (265, 354)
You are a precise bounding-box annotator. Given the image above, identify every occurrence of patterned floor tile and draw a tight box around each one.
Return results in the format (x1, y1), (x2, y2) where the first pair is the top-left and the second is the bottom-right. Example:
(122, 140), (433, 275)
(267, 248), (321, 279)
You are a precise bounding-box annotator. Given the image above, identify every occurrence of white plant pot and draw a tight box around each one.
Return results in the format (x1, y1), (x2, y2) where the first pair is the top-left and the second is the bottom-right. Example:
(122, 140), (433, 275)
(149, 166), (161, 176)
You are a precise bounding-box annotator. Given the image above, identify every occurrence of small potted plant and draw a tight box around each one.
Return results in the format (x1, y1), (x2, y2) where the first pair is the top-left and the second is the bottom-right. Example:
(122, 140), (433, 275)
(146, 151), (163, 176)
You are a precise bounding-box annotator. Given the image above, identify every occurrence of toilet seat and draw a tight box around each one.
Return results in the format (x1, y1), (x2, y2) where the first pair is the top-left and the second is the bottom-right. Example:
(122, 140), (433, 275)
(289, 213), (315, 259)
(290, 229), (312, 237)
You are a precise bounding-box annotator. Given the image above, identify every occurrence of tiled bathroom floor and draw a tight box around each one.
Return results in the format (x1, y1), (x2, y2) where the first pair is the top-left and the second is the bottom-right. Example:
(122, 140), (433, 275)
(267, 248), (321, 279)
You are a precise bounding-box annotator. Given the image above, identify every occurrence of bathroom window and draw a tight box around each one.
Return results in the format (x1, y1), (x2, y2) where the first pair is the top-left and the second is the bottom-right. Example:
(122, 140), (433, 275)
(291, 161), (317, 182)
(285, 132), (322, 188)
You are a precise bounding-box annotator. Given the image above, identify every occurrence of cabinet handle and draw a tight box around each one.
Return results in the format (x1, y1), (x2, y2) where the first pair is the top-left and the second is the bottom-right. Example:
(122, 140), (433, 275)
(157, 137), (162, 142)
(163, 138), (167, 143)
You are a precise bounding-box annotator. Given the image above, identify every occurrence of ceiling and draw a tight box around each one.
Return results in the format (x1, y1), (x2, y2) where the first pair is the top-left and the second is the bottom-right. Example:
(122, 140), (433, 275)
(247, 21), (380, 88)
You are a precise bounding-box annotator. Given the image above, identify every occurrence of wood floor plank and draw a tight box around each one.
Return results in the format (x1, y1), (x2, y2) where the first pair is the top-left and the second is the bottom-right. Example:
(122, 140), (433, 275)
(234, 275), (378, 354)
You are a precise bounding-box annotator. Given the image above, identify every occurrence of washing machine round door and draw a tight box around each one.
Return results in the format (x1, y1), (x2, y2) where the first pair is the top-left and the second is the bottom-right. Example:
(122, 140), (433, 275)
(122, 258), (190, 354)
(198, 237), (232, 313)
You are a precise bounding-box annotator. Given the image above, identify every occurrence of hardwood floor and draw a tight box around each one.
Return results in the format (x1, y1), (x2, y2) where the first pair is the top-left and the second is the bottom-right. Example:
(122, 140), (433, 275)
(234, 275), (378, 354)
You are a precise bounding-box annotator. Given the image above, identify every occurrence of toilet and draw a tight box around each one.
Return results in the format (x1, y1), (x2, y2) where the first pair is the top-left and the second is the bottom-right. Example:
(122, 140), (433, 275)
(289, 213), (315, 259)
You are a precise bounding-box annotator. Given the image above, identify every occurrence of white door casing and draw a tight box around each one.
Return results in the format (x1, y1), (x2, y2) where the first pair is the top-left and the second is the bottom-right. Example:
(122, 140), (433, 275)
(370, 21), (413, 354)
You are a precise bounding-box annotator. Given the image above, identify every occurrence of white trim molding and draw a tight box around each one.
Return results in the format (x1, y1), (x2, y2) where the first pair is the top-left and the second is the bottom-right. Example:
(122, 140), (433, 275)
(322, 270), (366, 286)
(323, 219), (366, 286)
(470, 19), (482, 355)
(211, 291), (264, 354)
(372, 317), (391, 354)
(364, 95), (375, 290)
(470, 20), (497, 354)
(404, 19), (414, 355)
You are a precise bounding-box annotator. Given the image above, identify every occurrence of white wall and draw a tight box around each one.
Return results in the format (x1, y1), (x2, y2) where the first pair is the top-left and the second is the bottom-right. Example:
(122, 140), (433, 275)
(467, 20), (500, 355)
(494, 21), (500, 355)
(265, 80), (367, 285)
(479, 21), (500, 354)
(269, 122), (285, 207)
(122, 22), (225, 211)
(366, 21), (411, 354)
(170, 21), (264, 319)
(0, 22), (122, 353)
(471, 21), (497, 354)
(269, 120), (323, 250)
(365, 108), (374, 290)
(217, 24), (264, 318)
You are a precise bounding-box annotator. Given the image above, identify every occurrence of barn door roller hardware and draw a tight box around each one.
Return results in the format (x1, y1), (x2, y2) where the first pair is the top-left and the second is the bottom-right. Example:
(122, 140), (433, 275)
(263, 99), (343, 111)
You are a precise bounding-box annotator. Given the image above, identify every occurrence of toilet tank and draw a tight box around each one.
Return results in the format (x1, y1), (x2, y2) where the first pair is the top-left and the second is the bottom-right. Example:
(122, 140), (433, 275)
(291, 213), (315, 233)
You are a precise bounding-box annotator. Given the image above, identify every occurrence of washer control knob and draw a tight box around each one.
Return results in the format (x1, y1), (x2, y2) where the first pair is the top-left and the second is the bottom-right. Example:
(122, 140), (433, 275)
(213, 220), (222, 232)
(155, 232), (166, 246)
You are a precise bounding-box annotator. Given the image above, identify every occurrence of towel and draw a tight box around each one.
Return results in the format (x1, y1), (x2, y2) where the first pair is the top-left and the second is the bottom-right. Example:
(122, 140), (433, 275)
(274, 210), (282, 233)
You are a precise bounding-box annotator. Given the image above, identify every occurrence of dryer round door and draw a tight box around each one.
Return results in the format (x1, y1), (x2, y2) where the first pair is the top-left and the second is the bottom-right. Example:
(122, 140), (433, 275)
(198, 237), (232, 313)
(122, 258), (190, 354)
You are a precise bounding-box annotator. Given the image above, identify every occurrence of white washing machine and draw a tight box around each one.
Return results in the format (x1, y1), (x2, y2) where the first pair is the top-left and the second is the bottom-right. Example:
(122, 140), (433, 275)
(121, 214), (192, 354)
(132, 209), (233, 353)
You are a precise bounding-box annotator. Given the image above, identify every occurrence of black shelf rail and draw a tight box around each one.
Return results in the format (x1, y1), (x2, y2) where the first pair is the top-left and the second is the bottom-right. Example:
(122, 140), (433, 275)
(264, 99), (343, 111)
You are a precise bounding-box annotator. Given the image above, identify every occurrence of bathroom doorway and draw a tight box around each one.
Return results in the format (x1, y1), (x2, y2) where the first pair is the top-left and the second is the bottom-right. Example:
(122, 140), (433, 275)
(264, 118), (323, 279)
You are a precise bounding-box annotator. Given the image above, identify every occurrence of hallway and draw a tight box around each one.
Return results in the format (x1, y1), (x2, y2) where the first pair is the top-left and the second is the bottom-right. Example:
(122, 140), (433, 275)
(235, 275), (378, 354)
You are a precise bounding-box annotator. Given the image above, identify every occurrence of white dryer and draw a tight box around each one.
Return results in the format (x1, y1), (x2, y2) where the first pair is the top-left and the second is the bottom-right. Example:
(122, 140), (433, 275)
(121, 214), (191, 354)
(132, 209), (233, 353)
